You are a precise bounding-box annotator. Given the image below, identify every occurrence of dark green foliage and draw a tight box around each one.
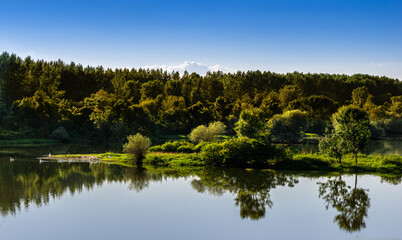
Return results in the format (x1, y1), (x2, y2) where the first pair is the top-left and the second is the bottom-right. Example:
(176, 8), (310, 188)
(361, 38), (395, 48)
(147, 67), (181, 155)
(199, 142), (224, 166)
(333, 105), (369, 125)
(148, 140), (196, 153)
(306, 119), (331, 135)
(383, 117), (402, 135)
(368, 121), (385, 139)
(322, 106), (371, 165)
(267, 110), (309, 143)
(234, 108), (267, 138)
(352, 86), (370, 108)
(0, 52), (401, 142)
(200, 137), (286, 167)
(49, 127), (70, 143)
(319, 130), (344, 163)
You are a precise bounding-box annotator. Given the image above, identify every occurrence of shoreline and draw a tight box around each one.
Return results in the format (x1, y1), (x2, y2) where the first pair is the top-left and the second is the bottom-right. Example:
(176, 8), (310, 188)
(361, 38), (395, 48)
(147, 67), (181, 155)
(43, 152), (402, 174)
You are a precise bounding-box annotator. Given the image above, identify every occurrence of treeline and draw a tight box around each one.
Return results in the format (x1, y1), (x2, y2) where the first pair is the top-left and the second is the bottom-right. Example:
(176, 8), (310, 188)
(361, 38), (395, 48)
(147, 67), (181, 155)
(0, 52), (401, 142)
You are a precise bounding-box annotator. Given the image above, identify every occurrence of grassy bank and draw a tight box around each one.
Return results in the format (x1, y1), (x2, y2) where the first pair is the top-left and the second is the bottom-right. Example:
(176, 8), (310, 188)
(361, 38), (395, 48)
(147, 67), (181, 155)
(274, 153), (402, 173)
(47, 151), (402, 174)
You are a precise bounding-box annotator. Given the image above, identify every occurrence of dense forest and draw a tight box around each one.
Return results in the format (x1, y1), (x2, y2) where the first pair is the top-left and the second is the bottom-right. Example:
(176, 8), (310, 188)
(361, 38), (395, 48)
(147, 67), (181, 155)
(0, 52), (401, 143)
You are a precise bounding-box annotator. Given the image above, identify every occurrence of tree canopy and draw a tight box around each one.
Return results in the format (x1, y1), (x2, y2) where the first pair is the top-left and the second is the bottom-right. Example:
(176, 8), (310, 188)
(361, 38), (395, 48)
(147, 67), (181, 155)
(0, 52), (401, 142)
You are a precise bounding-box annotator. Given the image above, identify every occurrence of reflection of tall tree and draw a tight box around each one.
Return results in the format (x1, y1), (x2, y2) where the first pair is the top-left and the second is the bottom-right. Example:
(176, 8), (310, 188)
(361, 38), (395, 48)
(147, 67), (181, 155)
(191, 168), (298, 220)
(0, 160), (164, 216)
(318, 175), (370, 232)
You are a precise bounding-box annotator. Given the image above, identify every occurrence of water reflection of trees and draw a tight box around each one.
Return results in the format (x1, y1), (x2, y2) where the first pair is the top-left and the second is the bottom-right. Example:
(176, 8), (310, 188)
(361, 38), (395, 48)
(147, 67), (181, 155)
(191, 168), (299, 220)
(318, 175), (370, 232)
(0, 160), (167, 216)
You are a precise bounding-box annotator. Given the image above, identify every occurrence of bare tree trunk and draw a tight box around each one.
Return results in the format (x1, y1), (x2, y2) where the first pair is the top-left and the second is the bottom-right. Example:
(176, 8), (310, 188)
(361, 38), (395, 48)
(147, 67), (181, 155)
(354, 153), (357, 165)
(354, 174), (357, 189)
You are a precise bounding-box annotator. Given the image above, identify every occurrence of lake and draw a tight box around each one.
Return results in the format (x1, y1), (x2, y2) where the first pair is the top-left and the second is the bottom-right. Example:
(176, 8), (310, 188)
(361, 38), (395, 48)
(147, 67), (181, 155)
(0, 145), (401, 240)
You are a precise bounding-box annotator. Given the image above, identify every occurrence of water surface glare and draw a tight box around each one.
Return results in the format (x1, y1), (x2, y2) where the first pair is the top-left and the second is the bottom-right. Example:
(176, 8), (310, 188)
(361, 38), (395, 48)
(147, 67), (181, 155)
(0, 158), (401, 240)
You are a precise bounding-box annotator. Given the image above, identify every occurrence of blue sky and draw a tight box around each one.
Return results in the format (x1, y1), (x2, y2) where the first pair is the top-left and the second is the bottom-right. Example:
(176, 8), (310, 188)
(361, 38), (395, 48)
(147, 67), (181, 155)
(1, 0), (401, 79)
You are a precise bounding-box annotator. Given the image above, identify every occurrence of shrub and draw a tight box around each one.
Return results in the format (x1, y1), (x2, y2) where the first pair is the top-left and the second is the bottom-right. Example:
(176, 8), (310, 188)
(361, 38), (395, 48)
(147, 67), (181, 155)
(49, 126), (70, 142)
(123, 133), (152, 162)
(189, 121), (226, 143)
(148, 141), (196, 153)
(267, 110), (308, 143)
(160, 141), (182, 152)
(200, 137), (286, 167)
(189, 125), (208, 143)
(148, 145), (163, 152)
(221, 137), (283, 167)
(199, 142), (224, 166)
(234, 108), (267, 138)
(193, 141), (209, 152)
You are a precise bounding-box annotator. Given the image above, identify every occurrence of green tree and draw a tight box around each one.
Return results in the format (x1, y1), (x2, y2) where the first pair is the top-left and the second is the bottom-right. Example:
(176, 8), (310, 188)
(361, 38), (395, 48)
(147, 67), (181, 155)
(123, 134), (152, 164)
(319, 130), (344, 163)
(352, 86), (369, 108)
(267, 109), (308, 143)
(234, 108), (267, 138)
(333, 105), (371, 164)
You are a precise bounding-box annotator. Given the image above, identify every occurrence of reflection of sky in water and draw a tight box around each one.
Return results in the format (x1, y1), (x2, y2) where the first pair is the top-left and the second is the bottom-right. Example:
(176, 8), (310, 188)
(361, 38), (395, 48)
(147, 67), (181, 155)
(0, 159), (401, 240)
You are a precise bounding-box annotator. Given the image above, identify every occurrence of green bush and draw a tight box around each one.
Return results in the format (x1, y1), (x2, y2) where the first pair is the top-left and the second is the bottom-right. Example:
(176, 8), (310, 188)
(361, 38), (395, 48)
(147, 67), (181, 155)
(123, 133), (152, 162)
(199, 142), (224, 166)
(148, 145), (163, 152)
(189, 121), (226, 143)
(193, 141), (209, 152)
(200, 137), (286, 167)
(148, 141), (196, 153)
(267, 109), (309, 143)
(50, 126), (71, 142)
(160, 141), (183, 152)
(234, 108), (267, 138)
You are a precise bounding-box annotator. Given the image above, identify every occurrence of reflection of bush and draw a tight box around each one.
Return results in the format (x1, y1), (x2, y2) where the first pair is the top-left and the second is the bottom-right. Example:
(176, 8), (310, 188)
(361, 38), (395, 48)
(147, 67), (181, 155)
(191, 168), (298, 220)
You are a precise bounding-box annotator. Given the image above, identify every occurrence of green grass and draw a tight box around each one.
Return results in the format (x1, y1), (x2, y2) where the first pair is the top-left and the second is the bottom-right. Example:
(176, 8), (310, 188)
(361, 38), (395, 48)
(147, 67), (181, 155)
(276, 153), (402, 174)
(49, 150), (402, 174)
(144, 152), (204, 167)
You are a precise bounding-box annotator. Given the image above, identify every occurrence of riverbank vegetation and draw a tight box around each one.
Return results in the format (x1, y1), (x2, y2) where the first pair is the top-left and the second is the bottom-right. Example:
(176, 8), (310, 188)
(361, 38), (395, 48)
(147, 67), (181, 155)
(46, 104), (401, 173)
(1, 52), (401, 144)
(49, 149), (402, 174)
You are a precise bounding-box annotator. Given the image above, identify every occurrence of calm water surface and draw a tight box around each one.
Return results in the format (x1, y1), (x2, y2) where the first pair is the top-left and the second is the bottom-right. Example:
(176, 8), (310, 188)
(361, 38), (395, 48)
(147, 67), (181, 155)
(0, 145), (401, 240)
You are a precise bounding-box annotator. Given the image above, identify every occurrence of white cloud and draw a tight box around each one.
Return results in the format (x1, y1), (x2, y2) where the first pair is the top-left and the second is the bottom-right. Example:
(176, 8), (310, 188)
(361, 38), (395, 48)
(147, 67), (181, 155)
(143, 61), (231, 75)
